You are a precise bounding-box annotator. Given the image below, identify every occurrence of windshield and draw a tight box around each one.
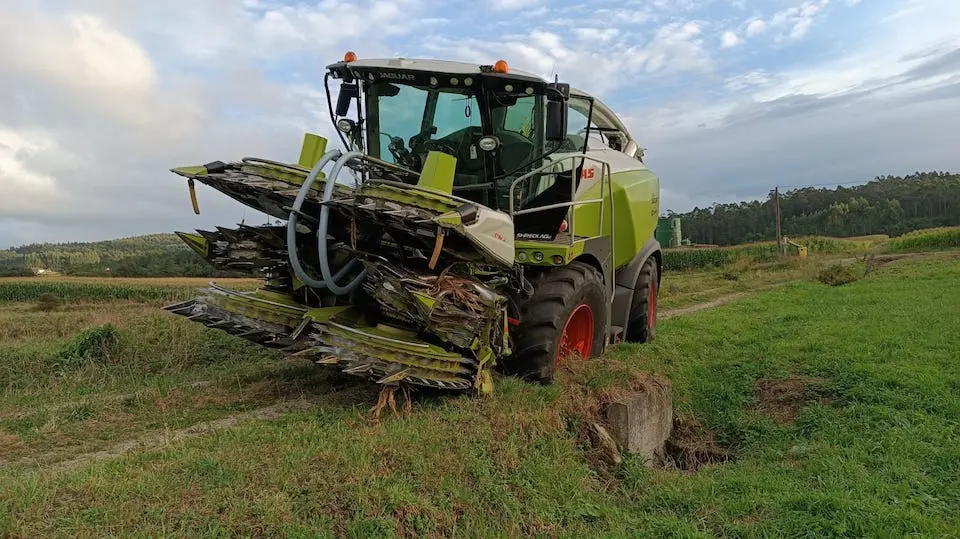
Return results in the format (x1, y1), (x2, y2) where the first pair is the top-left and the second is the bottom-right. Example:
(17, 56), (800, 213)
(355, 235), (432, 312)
(365, 81), (542, 207)
(367, 82), (482, 176)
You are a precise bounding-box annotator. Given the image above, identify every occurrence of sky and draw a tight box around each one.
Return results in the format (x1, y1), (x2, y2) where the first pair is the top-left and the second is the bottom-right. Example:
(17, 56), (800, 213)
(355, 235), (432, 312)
(1, 0), (959, 248)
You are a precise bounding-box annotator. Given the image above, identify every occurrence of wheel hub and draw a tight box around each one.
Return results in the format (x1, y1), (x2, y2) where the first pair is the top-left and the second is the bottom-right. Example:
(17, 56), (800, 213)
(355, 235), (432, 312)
(556, 303), (594, 364)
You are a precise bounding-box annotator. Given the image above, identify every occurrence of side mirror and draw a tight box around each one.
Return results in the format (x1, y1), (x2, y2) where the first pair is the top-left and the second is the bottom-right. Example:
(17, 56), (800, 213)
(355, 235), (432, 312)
(545, 80), (570, 142)
(545, 100), (567, 142)
(336, 82), (359, 117)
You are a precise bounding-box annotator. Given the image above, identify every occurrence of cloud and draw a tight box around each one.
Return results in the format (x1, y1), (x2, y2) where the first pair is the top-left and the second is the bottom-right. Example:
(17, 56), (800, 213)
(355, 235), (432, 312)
(769, 0), (830, 41)
(422, 20), (711, 96)
(0, 8), (201, 138)
(0, 0), (429, 247)
(745, 18), (767, 36)
(624, 0), (960, 211)
(0, 129), (69, 215)
(490, 0), (542, 10)
(721, 31), (742, 48)
(1, 0), (959, 247)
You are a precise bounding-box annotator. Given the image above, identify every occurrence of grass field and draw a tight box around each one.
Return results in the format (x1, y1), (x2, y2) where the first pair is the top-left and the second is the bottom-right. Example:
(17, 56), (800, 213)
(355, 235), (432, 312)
(1, 254), (958, 537)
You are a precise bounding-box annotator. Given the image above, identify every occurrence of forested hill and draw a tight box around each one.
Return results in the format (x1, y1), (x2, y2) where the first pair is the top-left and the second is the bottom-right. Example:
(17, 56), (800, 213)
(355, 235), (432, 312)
(668, 171), (960, 246)
(0, 234), (238, 277)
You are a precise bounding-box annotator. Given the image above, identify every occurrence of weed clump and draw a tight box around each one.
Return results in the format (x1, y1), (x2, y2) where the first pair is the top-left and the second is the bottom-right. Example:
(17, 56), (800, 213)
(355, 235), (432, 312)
(817, 263), (862, 286)
(53, 323), (122, 370)
(720, 271), (739, 281)
(33, 292), (63, 311)
(663, 414), (735, 472)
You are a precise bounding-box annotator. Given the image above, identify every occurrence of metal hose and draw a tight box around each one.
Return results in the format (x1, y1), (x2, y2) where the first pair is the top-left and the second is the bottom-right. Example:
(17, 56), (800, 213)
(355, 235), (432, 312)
(315, 151), (368, 295)
(286, 148), (358, 290)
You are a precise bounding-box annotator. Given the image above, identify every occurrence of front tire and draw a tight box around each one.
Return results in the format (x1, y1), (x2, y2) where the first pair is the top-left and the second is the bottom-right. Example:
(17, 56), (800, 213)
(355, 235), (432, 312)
(507, 261), (609, 382)
(625, 256), (658, 342)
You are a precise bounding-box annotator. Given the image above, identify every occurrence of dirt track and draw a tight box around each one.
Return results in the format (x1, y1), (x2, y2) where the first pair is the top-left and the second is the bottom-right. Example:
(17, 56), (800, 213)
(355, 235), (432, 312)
(658, 283), (789, 320)
(3, 398), (322, 474)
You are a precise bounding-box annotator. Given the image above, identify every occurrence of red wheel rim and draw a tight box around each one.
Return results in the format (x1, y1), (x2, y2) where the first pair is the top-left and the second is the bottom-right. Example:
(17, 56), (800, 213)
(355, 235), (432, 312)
(556, 304), (594, 365)
(648, 278), (658, 331)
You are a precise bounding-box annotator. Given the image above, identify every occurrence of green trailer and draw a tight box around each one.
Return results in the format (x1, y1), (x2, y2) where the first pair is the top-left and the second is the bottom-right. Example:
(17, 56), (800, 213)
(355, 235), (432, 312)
(656, 217), (681, 248)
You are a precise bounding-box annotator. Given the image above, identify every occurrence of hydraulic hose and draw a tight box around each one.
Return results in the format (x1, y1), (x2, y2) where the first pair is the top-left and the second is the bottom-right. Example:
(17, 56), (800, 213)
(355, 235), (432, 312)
(286, 149), (357, 290)
(315, 150), (368, 295)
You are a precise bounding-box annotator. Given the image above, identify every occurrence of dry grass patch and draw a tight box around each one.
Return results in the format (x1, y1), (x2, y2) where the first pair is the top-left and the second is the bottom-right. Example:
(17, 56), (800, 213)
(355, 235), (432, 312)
(751, 376), (830, 426)
(662, 413), (735, 473)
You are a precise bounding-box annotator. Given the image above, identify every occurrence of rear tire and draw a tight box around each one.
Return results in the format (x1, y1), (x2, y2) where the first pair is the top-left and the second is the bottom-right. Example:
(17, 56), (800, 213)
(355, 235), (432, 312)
(506, 261), (608, 383)
(625, 256), (658, 343)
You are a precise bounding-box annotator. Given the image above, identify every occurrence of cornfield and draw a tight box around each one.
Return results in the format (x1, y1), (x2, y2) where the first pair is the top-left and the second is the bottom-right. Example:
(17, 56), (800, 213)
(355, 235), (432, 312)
(663, 234), (887, 271)
(1, 280), (204, 304)
(886, 227), (960, 252)
(663, 242), (781, 271)
(791, 236), (875, 254)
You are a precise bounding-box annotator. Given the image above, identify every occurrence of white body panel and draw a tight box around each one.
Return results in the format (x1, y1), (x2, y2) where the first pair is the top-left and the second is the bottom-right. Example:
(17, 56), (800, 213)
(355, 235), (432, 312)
(460, 206), (515, 267)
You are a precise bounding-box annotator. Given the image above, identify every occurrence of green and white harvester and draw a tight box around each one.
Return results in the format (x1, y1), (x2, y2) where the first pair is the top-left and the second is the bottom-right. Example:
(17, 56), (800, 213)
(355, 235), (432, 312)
(165, 53), (663, 403)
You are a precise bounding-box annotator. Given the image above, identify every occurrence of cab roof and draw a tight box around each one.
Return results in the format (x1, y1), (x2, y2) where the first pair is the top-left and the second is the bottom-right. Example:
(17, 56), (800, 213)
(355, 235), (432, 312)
(333, 57), (544, 79)
(327, 56), (552, 94)
(326, 56), (635, 142)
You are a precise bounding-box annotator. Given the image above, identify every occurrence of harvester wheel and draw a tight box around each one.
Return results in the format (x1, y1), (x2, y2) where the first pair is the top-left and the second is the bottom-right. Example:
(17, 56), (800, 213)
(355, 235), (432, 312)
(625, 256), (658, 342)
(508, 261), (608, 382)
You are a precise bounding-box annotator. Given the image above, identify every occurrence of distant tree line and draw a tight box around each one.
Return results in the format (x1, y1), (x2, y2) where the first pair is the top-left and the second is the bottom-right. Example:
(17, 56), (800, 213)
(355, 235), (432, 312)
(2, 171), (957, 277)
(666, 171), (960, 246)
(0, 234), (243, 278)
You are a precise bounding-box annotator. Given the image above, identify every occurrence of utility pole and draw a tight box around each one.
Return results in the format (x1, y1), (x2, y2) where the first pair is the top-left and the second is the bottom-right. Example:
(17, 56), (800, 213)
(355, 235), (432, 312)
(774, 186), (782, 253)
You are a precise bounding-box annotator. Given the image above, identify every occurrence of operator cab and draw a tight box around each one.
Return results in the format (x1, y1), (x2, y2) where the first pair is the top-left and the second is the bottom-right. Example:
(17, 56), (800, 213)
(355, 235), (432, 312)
(362, 80), (539, 207)
(324, 56), (570, 207)
(324, 54), (642, 241)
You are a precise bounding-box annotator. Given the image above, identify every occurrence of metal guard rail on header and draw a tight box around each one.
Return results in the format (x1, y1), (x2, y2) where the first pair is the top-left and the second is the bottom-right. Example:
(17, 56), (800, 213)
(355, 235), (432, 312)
(507, 153), (616, 298)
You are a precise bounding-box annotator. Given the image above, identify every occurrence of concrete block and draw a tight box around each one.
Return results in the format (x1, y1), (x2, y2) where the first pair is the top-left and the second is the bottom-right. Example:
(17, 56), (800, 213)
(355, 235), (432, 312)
(604, 378), (673, 466)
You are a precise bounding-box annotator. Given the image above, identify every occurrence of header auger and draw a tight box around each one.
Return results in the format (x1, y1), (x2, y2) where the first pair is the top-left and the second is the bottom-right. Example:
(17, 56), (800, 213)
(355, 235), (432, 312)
(164, 53), (663, 406)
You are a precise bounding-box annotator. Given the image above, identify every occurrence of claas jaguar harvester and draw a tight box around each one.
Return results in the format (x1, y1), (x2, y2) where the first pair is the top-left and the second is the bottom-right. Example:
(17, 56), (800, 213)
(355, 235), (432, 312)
(165, 53), (662, 402)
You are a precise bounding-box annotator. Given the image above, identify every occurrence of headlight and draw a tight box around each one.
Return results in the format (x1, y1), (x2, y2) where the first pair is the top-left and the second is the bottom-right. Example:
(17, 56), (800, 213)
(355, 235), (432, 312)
(478, 136), (500, 152)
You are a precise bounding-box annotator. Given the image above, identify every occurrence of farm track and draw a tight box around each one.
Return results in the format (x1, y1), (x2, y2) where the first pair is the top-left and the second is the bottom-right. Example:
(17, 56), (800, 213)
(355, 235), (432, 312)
(2, 396), (328, 473)
(658, 283), (791, 320)
(2, 380), (213, 421)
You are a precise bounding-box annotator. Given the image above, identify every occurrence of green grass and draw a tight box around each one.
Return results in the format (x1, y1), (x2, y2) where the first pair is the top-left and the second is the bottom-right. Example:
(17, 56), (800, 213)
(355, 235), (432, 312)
(1, 256), (958, 536)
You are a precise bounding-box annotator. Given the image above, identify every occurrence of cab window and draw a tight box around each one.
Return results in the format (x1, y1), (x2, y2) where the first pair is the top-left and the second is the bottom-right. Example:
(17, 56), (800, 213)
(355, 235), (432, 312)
(501, 95), (536, 138)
